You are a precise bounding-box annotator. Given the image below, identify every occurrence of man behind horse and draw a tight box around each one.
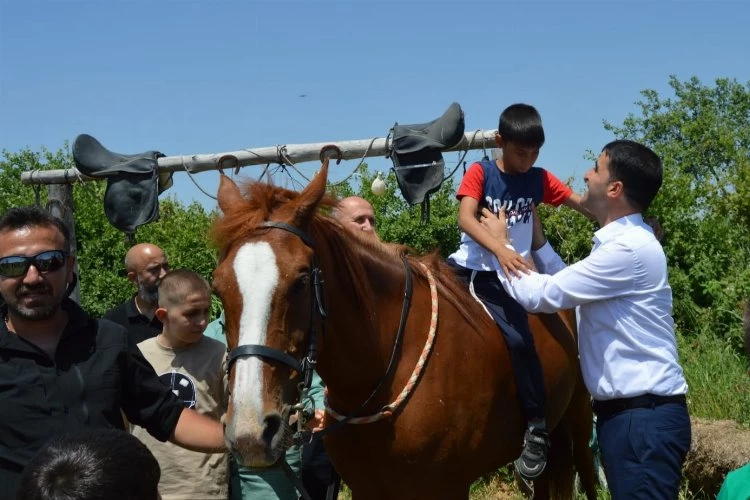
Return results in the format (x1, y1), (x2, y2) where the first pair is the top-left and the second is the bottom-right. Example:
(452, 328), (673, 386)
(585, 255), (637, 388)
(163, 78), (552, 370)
(483, 140), (691, 499)
(332, 196), (377, 237)
(104, 243), (169, 344)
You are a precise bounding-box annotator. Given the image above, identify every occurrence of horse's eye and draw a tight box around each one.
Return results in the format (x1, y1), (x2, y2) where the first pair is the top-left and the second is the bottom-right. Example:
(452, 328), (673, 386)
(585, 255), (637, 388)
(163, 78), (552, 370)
(291, 274), (310, 292)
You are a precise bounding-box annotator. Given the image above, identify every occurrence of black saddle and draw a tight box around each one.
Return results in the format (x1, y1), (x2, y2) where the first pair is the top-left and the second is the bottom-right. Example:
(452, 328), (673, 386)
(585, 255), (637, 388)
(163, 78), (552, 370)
(72, 134), (172, 234)
(389, 102), (465, 221)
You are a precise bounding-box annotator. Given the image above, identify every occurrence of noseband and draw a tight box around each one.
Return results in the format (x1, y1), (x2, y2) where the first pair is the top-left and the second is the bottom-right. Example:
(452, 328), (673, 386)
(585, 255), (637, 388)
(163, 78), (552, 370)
(226, 221), (326, 392)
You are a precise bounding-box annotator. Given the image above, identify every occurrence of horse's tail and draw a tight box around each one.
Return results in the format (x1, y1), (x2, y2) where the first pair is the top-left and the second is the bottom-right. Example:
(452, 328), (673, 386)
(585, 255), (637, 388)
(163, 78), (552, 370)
(546, 424), (575, 499)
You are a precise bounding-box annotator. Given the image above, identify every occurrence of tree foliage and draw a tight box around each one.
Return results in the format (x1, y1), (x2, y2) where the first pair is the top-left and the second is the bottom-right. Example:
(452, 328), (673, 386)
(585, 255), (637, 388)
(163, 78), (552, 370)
(2, 75), (747, 351)
(329, 164), (461, 255)
(605, 76), (750, 348)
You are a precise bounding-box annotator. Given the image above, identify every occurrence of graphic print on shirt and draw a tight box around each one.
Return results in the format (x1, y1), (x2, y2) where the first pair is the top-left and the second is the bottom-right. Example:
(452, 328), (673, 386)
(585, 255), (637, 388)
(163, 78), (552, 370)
(484, 195), (535, 228)
(159, 370), (197, 409)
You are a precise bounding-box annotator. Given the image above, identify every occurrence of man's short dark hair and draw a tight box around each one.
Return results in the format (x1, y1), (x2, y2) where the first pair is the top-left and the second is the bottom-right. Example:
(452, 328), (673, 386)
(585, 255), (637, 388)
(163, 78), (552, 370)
(602, 140), (663, 212)
(498, 103), (545, 148)
(18, 429), (161, 500)
(0, 206), (71, 253)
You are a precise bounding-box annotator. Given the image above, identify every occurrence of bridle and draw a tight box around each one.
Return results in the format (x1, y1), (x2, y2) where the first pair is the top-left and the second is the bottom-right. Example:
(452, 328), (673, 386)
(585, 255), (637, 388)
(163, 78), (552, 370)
(224, 220), (414, 443)
(226, 221), (325, 395)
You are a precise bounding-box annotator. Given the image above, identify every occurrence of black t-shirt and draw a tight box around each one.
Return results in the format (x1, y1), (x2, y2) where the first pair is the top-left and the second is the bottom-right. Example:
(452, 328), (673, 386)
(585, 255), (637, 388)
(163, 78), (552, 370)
(104, 296), (163, 344)
(0, 299), (184, 497)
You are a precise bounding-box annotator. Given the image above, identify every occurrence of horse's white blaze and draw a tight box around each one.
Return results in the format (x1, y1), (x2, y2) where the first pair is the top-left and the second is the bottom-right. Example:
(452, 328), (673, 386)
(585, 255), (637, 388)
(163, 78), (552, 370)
(232, 242), (279, 424)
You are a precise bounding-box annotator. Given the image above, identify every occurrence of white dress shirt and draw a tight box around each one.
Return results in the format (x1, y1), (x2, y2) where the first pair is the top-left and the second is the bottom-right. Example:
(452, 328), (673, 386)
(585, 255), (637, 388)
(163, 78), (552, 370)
(497, 214), (688, 400)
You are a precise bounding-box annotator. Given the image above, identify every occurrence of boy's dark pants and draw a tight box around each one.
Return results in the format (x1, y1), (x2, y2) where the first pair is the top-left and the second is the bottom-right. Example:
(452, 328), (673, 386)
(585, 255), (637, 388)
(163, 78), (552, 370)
(451, 265), (546, 421)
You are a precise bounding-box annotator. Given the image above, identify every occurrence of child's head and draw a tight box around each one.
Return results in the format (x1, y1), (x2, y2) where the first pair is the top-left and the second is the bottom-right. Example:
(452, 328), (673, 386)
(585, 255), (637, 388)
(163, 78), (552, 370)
(155, 269), (212, 347)
(495, 103), (545, 174)
(18, 429), (161, 500)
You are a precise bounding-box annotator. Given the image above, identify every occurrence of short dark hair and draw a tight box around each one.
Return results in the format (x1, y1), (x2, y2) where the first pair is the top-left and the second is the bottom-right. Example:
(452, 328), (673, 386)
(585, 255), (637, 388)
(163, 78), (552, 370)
(0, 206), (71, 253)
(18, 429), (161, 500)
(601, 140), (663, 212)
(498, 103), (545, 148)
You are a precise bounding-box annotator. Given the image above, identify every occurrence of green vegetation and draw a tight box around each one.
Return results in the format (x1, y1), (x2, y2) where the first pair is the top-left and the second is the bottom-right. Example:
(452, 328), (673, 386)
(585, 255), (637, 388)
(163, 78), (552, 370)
(2, 76), (748, 496)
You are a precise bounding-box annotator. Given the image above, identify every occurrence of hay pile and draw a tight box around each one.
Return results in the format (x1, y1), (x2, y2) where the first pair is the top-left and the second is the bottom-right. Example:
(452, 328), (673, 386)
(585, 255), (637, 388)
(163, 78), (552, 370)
(684, 416), (750, 496)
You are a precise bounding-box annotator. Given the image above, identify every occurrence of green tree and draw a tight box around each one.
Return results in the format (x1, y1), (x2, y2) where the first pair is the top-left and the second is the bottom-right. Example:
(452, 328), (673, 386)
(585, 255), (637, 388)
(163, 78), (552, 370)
(605, 76), (750, 348)
(329, 163), (461, 255)
(1, 147), (217, 316)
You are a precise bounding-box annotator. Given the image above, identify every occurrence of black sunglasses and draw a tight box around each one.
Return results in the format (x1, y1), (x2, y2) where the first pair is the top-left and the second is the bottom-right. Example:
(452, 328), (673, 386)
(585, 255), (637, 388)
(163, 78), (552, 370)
(0, 250), (68, 278)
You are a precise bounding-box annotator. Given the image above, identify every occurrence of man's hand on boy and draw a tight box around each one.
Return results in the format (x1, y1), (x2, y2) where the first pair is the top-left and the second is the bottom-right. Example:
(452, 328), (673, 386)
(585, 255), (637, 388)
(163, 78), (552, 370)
(479, 207), (530, 279)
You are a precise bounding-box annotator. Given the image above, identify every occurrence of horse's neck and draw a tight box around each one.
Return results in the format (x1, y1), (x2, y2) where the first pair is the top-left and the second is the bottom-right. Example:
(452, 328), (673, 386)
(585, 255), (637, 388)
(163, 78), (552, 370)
(315, 239), (407, 411)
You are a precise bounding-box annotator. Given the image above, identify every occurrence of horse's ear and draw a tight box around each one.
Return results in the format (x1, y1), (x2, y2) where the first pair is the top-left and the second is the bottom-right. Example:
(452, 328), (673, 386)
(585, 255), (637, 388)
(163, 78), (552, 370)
(217, 174), (244, 213)
(283, 159), (329, 225)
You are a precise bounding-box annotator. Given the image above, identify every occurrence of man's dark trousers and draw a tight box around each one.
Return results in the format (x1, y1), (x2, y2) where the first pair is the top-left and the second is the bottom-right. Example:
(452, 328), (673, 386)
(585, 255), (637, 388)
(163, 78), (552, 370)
(597, 401), (691, 499)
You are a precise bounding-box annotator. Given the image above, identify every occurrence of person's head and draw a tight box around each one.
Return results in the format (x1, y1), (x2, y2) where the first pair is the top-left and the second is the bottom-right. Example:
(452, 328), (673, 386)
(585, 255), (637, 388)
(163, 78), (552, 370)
(124, 243), (169, 305)
(582, 140), (663, 219)
(17, 429), (161, 500)
(0, 206), (75, 321)
(332, 196), (378, 238)
(155, 269), (211, 347)
(495, 103), (545, 174)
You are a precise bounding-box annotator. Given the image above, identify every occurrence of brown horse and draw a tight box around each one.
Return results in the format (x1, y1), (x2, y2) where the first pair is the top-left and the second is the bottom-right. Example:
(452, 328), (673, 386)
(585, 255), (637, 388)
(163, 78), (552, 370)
(211, 159), (597, 500)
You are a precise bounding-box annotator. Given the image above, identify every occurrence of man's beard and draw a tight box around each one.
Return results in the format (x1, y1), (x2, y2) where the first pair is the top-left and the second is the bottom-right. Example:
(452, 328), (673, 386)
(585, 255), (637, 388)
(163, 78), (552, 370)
(137, 280), (159, 305)
(8, 284), (60, 320)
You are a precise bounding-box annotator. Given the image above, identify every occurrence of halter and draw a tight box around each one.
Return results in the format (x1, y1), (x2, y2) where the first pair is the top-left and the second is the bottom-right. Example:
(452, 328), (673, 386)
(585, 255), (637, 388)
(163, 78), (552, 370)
(226, 221), (326, 393)
(225, 219), (416, 444)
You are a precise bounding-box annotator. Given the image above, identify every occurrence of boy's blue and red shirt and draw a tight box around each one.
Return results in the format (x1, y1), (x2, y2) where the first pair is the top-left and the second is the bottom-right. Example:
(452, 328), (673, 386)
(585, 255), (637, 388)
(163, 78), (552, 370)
(448, 160), (572, 270)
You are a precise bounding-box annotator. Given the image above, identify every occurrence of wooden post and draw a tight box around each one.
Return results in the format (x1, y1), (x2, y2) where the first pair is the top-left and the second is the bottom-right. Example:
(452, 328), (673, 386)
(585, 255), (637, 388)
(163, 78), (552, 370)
(47, 184), (81, 304)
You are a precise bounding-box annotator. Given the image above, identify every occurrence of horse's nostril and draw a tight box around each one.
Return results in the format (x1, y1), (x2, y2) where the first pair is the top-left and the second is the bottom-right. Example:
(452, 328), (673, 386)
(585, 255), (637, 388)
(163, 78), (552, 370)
(262, 414), (282, 444)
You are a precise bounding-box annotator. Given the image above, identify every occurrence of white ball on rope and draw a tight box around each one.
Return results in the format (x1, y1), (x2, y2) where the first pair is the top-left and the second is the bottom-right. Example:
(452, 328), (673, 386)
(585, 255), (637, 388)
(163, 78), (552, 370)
(371, 172), (386, 196)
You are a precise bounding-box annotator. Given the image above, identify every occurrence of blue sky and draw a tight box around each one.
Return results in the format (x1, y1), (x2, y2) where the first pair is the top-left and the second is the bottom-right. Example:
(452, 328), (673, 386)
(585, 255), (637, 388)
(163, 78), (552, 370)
(2, 0), (748, 211)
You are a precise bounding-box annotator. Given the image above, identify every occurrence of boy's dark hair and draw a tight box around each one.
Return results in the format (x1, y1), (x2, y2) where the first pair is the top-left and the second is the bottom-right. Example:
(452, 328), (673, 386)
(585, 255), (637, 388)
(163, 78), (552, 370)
(0, 206), (71, 253)
(497, 103), (545, 148)
(601, 140), (663, 212)
(158, 268), (211, 307)
(17, 429), (161, 500)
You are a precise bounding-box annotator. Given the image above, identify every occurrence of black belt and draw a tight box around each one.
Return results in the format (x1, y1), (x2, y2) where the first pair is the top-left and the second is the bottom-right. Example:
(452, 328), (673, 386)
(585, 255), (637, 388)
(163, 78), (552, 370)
(592, 393), (686, 418)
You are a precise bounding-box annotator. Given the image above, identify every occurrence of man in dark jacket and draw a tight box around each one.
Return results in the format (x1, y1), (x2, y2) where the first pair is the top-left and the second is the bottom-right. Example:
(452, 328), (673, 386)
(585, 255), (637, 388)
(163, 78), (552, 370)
(104, 242), (169, 344)
(0, 206), (225, 497)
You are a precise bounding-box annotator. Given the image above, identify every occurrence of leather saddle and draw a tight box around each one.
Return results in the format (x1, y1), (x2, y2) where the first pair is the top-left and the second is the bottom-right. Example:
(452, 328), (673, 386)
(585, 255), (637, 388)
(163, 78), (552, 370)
(389, 102), (465, 221)
(72, 134), (172, 234)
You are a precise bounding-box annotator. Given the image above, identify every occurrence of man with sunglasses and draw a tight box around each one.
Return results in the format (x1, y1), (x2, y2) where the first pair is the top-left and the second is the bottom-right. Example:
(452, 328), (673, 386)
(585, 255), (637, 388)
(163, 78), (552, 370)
(0, 206), (226, 498)
(104, 243), (169, 344)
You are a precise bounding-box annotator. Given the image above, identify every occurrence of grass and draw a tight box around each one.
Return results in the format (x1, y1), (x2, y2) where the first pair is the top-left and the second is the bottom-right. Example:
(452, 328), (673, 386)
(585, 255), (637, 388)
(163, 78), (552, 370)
(678, 328), (750, 426)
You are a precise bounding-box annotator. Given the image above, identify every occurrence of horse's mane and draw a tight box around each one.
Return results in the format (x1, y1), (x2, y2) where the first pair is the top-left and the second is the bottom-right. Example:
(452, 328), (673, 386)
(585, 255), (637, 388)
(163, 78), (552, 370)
(309, 210), (485, 334)
(212, 178), (484, 334)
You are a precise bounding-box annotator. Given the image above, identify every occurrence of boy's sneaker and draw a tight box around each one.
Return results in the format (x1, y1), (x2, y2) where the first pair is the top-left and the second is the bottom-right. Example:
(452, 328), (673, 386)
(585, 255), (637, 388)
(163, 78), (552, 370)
(514, 425), (550, 480)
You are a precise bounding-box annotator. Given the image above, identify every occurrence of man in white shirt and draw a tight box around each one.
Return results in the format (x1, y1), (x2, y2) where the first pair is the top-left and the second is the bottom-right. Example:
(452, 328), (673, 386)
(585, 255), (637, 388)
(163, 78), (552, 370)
(482, 140), (690, 499)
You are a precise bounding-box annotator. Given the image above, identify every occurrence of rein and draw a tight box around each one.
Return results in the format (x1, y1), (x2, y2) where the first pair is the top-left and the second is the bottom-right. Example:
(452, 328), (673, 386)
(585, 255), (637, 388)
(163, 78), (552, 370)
(324, 260), (438, 425)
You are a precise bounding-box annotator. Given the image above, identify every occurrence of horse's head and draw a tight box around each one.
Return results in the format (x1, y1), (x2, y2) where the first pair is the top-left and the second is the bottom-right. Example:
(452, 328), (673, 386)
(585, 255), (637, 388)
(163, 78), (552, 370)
(211, 161), (331, 467)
